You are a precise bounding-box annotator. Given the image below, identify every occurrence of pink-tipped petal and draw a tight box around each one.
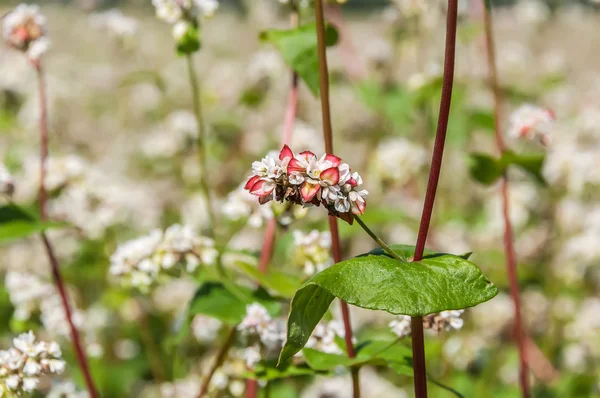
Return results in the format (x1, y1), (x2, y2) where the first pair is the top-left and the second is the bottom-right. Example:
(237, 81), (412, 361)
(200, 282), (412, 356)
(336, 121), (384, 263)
(351, 199), (367, 215)
(324, 154), (342, 167)
(279, 145), (294, 161)
(250, 179), (275, 197)
(299, 151), (316, 162)
(347, 177), (358, 188)
(320, 167), (340, 185)
(244, 175), (260, 190)
(300, 182), (321, 202)
(288, 158), (306, 174)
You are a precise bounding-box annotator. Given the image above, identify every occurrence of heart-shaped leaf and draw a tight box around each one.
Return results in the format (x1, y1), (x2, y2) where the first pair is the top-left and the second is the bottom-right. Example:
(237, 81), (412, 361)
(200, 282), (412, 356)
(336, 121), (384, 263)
(279, 248), (497, 363)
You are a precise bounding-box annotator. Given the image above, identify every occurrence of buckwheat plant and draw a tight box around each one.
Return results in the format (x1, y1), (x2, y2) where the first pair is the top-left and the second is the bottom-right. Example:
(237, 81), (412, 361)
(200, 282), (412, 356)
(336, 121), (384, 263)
(2, 4), (98, 397)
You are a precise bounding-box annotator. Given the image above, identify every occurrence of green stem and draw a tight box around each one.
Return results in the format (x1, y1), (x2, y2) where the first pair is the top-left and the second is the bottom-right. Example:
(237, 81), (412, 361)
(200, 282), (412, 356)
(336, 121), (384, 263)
(353, 216), (404, 261)
(186, 54), (217, 238)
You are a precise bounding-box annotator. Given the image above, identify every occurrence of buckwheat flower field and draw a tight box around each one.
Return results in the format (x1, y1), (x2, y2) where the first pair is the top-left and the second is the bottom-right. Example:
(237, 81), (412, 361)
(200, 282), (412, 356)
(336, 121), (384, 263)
(0, 0), (598, 397)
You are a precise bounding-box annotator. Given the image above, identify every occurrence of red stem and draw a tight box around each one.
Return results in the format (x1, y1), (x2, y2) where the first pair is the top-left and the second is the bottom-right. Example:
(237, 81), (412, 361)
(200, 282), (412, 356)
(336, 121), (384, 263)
(315, 1), (359, 396)
(411, 0), (458, 397)
(481, 5), (530, 396)
(35, 64), (99, 398)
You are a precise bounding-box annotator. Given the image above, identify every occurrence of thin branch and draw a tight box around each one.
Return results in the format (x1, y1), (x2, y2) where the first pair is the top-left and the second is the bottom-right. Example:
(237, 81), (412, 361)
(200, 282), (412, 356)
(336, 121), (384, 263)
(315, 1), (360, 397)
(197, 327), (237, 398)
(35, 64), (99, 398)
(410, 0), (458, 396)
(353, 216), (403, 261)
(481, 3), (530, 396)
(186, 54), (217, 238)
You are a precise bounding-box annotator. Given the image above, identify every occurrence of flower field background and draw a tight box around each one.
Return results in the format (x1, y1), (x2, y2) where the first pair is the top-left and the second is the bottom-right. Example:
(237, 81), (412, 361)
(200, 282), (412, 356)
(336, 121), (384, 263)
(0, 0), (599, 397)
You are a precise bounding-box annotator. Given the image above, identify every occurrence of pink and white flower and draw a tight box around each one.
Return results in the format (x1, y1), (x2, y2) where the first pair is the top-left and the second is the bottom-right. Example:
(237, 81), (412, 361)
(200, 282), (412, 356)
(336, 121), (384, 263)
(2, 4), (50, 62)
(508, 104), (555, 146)
(243, 145), (368, 224)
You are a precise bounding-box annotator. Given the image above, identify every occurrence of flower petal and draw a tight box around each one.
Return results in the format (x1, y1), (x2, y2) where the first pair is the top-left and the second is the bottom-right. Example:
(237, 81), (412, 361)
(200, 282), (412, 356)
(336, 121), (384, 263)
(298, 151), (316, 162)
(279, 145), (294, 161)
(351, 198), (367, 215)
(288, 158), (306, 174)
(250, 179), (275, 197)
(320, 167), (340, 185)
(244, 175), (261, 190)
(300, 181), (321, 202)
(324, 154), (342, 167)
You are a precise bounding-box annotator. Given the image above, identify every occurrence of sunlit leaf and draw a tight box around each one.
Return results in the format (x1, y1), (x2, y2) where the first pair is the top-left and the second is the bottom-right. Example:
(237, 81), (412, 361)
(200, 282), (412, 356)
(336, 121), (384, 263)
(279, 249), (497, 363)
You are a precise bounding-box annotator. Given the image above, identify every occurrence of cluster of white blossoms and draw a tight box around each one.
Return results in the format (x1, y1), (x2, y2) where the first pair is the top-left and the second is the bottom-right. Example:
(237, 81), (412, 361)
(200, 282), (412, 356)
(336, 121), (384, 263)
(373, 138), (427, 186)
(292, 230), (333, 276)
(152, 0), (218, 40)
(389, 310), (465, 337)
(47, 381), (89, 398)
(0, 163), (14, 197)
(2, 4), (50, 62)
(508, 104), (555, 146)
(0, 331), (65, 396)
(109, 224), (218, 288)
(305, 321), (346, 355)
(237, 303), (285, 350)
(245, 145), (368, 224)
(16, 154), (162, 238)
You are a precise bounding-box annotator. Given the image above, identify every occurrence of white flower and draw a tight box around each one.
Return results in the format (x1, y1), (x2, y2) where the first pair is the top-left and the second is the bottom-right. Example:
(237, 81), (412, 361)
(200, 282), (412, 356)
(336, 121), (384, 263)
(508, 104), (555, 145)
(172, 21), (190, 40)
(47, 381), (89, 398)
(0, 163), (14, 196)
(237, 303), (284, 348)
(243, 344), (262, 368)
(110, 224), (218, 289)
(2, 4), (49, 61)
(305, 321), (345, 354)
(389, 315), (412, 338)
(439, 310), (465, 331)
(292, 230), (332, 276)
(0, 331), (65, 395)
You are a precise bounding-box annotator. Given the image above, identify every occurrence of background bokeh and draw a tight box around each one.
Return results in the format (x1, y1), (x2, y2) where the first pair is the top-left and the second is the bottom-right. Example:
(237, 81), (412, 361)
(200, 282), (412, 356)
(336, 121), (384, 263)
(0, 0), (599, 397)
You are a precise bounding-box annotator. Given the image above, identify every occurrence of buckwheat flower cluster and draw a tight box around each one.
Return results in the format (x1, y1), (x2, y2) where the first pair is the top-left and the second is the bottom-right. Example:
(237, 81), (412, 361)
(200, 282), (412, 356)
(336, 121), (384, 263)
(292, 230), (333, 276)
(152, 0), (218, 40)
(508, 104), (555, 146)
(0, 331), (65, 395)
(109, 224), (218, 289)
(2, 4), (50, 62)
(47, 381), (89, 398)
(0, 163), (14, 197)
(390, 310), (465, 337)
(244, 145), (368, 224)
(237, 303), (284, 349)
(305, 321), (346, 354)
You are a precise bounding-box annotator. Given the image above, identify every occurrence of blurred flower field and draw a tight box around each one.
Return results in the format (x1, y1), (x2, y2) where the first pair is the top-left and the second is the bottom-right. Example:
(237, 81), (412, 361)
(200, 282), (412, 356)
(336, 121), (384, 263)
(0, 0), (599, 397)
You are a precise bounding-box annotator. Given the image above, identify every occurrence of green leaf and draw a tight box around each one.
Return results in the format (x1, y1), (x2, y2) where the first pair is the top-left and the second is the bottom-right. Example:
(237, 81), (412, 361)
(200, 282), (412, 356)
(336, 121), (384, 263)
(279, 250), (497, 363)
(469, 109), (495, 132)
(303, 339), (412, 374)
(233, 259), (300, 299)
(367, 244), (472, 261)
(0, 204), (67, 243)
(501, 150), (546, 185)
(260, 23), (338, 96)
(468, 153), (504, 186)
(188, 282), (281, 325)
(245, 360), (320, 381)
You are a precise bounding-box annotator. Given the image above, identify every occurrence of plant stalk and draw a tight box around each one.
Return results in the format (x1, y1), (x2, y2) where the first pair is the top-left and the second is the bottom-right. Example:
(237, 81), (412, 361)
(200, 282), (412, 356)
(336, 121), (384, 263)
(353, 216), (403, 261)
(197, 327), (237, 398)
(315, 1), (359, 396)
(186, 54), (217, 238)
(35, 64), (99, 398)
(481, 3), (530, 396)
(411, 0), (458, 396)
